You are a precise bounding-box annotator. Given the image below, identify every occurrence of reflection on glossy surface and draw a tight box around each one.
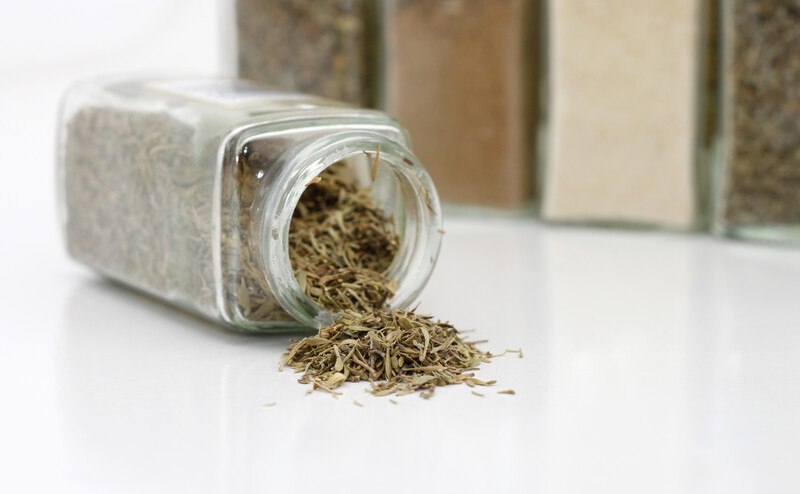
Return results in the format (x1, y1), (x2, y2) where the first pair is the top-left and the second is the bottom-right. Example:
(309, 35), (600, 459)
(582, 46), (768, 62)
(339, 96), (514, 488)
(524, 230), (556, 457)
(542, 229), (699, 492)
(56, 226), (545, 494)
(4, 219), (800, 493)
(703, 244), (800, 494)
(59, 279), (287, 493)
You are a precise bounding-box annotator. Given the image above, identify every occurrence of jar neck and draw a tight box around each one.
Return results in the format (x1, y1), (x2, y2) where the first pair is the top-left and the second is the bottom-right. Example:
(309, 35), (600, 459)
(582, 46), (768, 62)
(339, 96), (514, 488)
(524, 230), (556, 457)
(258, 131), (442, 327)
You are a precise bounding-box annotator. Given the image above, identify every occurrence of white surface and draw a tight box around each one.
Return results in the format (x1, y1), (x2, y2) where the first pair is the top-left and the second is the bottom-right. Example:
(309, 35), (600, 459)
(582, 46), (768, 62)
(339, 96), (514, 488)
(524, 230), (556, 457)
(2, 2), (800, 493)
(4, 216), (800, 494)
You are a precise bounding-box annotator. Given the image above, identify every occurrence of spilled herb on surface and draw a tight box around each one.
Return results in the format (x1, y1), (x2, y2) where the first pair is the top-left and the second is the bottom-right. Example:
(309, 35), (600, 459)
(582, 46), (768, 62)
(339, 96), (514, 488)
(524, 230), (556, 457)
(280, 309), (495, 397)
(282, 162), (504, 398)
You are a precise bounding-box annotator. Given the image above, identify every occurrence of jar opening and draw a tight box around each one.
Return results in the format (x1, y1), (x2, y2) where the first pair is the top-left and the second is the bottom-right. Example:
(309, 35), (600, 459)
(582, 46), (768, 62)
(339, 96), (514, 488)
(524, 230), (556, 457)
(259, 133), (442, 327)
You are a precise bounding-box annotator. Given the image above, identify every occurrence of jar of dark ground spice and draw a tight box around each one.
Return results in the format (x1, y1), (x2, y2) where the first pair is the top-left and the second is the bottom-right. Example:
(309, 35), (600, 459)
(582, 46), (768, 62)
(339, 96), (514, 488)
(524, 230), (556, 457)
(232, 0), (378, 107)
(714, 0), (800, 244)
(58, 77), (442, 331)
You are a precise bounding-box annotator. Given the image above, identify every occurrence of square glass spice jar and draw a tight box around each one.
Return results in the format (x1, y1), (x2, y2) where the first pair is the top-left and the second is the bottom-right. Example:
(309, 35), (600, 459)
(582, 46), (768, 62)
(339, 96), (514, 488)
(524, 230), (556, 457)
(230, 0), (379, 107)
(713, 0), (800, 245)
(57, 77), (442, 331)
(381, 0), (538, 210)
(540, 0), (711, 230)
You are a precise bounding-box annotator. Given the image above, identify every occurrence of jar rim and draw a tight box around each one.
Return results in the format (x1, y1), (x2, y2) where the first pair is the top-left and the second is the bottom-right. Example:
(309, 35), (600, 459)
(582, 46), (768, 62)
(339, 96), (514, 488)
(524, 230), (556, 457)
(258, 131), (443, 327)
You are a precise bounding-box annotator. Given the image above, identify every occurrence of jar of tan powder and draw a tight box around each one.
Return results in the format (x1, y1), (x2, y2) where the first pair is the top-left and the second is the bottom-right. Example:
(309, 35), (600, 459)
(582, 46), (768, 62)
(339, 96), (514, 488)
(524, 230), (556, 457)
(540, 0), (711, 230)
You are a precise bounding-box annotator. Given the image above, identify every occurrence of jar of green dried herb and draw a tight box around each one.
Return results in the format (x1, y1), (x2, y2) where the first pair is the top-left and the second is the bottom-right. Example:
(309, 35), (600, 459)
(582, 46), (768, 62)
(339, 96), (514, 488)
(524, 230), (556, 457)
(713, 0), (800, 244)
(231, 0), (378, 107)
(58, 77), (442, 331)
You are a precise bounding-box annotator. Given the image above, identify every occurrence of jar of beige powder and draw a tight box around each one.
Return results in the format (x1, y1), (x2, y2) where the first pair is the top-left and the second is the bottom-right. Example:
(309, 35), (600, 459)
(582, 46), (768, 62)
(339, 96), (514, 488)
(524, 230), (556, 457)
(540, 0), (712, 230)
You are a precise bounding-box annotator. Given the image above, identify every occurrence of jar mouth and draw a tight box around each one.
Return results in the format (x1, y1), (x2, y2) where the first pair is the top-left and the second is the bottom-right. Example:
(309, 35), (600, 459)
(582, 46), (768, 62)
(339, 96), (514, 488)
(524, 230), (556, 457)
(260, 132), (443, 327)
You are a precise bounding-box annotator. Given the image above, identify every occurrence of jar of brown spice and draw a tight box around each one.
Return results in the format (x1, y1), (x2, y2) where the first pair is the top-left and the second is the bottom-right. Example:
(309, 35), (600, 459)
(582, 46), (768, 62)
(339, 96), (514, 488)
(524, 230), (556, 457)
(381, 0), (538, 210)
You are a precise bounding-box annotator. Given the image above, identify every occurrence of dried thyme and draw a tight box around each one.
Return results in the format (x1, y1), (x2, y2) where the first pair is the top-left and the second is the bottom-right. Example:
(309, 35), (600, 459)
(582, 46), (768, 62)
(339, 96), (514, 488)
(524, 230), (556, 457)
(64, 108), (217, 312)
(281, 164), (504, 398)
(64, 108), (304, 327)
(280, 309), (495, 397)
(288, 164), (399, 312)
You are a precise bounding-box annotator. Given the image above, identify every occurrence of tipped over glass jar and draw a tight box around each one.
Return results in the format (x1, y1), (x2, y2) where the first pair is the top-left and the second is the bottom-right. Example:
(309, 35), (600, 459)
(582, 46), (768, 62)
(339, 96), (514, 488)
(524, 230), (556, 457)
(58, 77), (442, 331)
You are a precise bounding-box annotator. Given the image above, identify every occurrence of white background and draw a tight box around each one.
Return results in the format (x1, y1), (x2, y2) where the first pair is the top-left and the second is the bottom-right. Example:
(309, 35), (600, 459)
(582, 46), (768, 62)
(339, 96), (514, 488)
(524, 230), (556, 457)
(2, 2), (800, 493)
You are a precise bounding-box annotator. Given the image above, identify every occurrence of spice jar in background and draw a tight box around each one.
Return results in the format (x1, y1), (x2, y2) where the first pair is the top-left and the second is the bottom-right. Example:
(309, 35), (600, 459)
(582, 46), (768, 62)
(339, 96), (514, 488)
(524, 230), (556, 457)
(381, 0), (537, 210)
(713, 0), (800, 245)
(58, 77), (442, 331)
(540, 0), (710, 229)
(232, 0), (378, 107)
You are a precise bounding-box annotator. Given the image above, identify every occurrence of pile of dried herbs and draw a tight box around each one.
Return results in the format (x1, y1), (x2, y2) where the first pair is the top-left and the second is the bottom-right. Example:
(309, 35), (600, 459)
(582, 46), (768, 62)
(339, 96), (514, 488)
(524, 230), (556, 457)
(283, 164), (498, 398)
(280, 309), (494, 397)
